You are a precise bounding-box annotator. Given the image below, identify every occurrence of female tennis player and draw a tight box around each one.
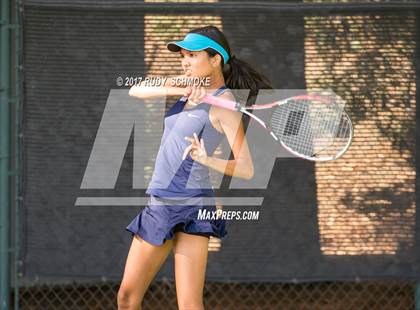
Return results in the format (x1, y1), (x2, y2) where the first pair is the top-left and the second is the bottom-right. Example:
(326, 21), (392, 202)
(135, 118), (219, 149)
(118, 25), (272, 310)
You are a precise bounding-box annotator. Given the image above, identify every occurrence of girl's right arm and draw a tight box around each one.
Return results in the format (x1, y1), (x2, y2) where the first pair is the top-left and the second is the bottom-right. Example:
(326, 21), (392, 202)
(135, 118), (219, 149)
(128, 75), (190, 99)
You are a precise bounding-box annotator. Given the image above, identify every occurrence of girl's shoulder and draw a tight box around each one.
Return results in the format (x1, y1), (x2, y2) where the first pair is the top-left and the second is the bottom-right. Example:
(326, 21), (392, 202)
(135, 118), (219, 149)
(209, 91), (242, 122)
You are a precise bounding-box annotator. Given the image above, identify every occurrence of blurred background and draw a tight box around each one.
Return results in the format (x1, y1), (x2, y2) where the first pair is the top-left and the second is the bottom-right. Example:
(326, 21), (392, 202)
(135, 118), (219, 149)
(1, 0), (420, 309)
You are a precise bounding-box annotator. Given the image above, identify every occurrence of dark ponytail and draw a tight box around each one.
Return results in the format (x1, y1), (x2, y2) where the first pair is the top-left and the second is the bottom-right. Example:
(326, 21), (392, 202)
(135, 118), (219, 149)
(223, 55), (272, 97)
(189, 26), (273, 98)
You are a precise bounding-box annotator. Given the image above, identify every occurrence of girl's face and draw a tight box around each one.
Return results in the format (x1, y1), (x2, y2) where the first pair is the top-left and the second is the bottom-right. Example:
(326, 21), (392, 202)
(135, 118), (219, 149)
(179, 48), (221, 78)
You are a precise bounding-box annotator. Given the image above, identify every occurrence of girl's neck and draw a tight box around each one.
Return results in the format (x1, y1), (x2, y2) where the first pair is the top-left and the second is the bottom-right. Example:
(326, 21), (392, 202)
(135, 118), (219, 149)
(206, 71), (225, 92)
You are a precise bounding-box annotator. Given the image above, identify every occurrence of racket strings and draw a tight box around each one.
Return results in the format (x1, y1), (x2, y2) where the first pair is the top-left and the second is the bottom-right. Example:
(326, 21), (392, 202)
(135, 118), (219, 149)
(270, 99), (314, 156)
(311, 113), (352, 158)
(308, 99), (345, 156)
(269, 98), (351, 160)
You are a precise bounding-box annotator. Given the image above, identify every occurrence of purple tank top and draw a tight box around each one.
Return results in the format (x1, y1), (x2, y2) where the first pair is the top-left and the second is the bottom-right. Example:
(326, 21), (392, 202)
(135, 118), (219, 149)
(146, 86), (229, 199)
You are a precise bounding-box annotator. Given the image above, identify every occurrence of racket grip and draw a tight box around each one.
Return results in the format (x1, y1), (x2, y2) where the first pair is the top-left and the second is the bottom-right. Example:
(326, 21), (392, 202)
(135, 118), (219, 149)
(203, 95), (240, 111)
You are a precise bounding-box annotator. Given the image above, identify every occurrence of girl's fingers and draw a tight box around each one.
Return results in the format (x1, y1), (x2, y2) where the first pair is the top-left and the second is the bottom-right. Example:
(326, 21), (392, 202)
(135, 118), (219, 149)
(194, 87), (202, 104)
(183, 143), (201, 160)
(194, 132), (203, 145)
(183, 86), (192, 97)
(186, 134), (203, 147)
(200, 87), (206, 100)
(184, 135), (198, 158)
(184, 134), (206, 160)
(182, 144), (192, 160)
(185, 136), (194, 143)
(189, 86), (205, 105)
(189, 87), (198, 103)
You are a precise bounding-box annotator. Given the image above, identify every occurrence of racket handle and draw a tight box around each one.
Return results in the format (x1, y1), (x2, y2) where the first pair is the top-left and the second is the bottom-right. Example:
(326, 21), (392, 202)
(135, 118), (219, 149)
(203, 95), (240, 111)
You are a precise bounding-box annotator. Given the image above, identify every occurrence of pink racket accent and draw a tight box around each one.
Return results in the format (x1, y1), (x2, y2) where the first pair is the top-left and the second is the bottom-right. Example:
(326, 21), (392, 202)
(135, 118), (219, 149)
(203, 94), (333, 111)
(248, 94), (332, 109)
(203, 95), (239, 111)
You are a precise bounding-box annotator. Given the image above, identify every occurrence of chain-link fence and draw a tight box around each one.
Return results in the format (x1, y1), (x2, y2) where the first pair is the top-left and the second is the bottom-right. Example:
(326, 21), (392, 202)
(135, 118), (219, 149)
(14, 279), (415, 309)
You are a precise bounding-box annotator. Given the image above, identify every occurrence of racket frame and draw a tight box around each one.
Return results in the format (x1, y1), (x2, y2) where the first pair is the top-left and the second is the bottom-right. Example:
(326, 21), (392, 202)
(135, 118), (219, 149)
(204, 94), (353, 162)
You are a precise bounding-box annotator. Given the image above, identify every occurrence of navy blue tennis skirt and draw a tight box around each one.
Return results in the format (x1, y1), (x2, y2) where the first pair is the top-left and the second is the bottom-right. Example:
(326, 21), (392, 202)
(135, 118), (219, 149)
(126, 195), (227, 246)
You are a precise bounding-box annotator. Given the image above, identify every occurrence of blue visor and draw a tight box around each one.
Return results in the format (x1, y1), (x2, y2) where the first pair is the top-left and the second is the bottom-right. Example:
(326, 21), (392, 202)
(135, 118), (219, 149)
(167, 33), (230, 64)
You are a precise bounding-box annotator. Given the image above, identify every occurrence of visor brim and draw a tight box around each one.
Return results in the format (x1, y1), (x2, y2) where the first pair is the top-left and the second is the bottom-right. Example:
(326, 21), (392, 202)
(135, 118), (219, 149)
(166, 41), (209, 52)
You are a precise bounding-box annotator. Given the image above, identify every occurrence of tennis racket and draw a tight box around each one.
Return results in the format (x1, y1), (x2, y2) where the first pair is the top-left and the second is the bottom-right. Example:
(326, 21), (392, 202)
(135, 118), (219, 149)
(201, 92), (353, 162)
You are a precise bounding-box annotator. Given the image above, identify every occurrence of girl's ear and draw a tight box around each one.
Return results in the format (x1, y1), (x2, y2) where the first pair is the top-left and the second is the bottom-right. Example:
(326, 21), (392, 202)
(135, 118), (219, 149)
(210, 54), (222, 67)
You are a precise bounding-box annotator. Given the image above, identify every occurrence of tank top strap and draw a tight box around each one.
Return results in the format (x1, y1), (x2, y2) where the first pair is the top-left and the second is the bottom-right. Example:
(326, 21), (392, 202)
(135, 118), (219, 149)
(165, 97), (186, 117)
(212, 85), (228, 96)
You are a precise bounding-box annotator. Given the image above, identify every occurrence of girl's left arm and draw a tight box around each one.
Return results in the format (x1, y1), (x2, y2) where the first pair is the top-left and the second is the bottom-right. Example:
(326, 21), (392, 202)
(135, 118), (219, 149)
(185, 93), (254, 180)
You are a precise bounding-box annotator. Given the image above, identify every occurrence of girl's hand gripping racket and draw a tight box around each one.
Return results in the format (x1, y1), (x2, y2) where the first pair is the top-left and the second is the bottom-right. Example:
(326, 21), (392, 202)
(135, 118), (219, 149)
(202, 93), (353, 162)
